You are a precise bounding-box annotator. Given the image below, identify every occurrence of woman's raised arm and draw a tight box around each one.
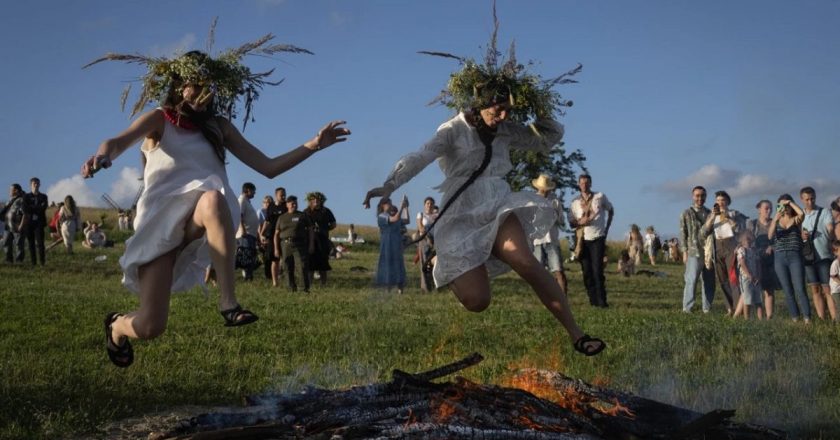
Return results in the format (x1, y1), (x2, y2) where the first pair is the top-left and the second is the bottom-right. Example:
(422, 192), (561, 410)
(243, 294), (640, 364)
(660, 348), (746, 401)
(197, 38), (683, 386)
(81, 109), (164, 178)
(223, 119), (350, 179)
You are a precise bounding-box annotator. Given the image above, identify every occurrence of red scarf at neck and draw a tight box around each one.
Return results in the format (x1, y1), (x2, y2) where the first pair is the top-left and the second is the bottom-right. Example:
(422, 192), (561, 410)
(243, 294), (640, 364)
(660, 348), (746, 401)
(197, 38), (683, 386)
(163, 109), (199, 130)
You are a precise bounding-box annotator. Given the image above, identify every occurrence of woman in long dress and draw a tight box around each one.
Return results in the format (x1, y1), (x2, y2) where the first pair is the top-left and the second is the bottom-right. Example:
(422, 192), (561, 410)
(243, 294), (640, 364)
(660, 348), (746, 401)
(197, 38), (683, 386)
(364, 84), (605, 356)
(374, 197), (410, 293)
(82, 49), (350, 367)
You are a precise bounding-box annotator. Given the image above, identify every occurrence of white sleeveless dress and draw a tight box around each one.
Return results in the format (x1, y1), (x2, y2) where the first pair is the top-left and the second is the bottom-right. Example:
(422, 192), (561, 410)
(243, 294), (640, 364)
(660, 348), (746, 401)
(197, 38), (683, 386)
(383, 113), (564, 287)
(120, 113), (240, 293)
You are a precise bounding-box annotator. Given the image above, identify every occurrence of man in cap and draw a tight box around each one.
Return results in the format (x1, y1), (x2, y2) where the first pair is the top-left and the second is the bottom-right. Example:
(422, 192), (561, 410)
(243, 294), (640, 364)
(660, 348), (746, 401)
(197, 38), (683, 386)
(532, 174), (568, 294)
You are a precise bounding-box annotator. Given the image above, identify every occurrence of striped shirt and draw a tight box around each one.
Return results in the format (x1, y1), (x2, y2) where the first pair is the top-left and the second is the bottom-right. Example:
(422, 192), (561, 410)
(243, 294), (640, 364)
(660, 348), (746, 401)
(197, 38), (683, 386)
(773, 223), (802, 253)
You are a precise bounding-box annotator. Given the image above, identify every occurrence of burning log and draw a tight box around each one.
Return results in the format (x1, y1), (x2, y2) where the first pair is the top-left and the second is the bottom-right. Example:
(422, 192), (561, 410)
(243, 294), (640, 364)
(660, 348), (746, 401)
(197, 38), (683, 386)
(148, 354), (786, 440)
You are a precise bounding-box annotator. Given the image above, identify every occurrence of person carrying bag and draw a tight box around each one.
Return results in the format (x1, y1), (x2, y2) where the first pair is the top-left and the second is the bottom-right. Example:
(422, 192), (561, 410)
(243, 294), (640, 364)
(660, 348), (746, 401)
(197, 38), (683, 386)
(801, 208), (822, 266)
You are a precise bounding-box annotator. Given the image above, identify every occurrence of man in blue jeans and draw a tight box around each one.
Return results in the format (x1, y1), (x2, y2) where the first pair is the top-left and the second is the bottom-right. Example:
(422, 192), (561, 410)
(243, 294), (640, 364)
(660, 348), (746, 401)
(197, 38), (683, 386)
(800, 186), (837, 321)
(679, 186), (716, 313)
(237, 182), (259, 281)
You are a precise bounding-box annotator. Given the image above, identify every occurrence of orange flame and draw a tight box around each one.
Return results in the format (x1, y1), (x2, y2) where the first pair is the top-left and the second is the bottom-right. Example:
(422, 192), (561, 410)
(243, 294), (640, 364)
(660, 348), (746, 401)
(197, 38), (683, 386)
(503, 370), (590, 415)
(515, 415), (544, 430)
(598, 398), (636, 419)
(432, 400), (457, 423)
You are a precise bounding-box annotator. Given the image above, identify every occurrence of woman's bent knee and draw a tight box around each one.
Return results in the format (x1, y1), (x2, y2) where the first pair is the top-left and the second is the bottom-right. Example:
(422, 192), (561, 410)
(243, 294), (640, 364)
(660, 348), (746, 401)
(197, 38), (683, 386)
(452, 288), (491, 312)
(198, 190), (226, 211)
(462, 296), (490, 312)
(132, 316), (167, 340)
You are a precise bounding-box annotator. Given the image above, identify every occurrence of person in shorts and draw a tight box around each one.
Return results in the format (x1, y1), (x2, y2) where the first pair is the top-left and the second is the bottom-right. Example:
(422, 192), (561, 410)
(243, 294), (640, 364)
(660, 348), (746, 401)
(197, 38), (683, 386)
(532, 174), (567, 294)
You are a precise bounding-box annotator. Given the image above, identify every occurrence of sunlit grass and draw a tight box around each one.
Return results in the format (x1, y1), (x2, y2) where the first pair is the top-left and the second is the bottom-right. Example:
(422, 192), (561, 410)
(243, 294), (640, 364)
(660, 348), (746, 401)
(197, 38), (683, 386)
(1, 214), (838, 438)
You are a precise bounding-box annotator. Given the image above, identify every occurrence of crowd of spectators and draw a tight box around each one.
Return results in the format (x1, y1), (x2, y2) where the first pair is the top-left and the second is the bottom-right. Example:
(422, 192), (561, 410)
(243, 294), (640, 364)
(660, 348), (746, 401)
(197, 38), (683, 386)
(7, 174), (839, 325)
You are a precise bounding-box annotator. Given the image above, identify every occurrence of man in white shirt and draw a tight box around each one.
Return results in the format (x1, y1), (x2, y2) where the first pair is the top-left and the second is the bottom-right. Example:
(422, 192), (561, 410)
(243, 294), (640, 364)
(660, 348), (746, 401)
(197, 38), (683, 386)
(237, 182), (259, 280)
(800, 186), (837, 321)
(568, 174), (614, 308)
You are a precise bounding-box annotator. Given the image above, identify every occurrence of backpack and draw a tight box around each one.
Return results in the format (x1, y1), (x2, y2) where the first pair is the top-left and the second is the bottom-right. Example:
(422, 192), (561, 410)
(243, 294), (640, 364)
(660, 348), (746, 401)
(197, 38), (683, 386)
(652, 235), (662, 254)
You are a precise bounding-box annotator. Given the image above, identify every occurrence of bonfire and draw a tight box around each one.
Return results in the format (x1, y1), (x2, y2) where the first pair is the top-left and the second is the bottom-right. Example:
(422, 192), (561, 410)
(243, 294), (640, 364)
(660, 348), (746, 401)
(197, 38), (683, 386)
(105, 354), (790, 439)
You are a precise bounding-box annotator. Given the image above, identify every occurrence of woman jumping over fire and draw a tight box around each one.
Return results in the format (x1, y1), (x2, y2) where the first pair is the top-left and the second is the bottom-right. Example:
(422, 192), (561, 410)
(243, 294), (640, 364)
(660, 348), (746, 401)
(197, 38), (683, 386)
(363, 15), (605, 356)
(83, 28), (350, 368)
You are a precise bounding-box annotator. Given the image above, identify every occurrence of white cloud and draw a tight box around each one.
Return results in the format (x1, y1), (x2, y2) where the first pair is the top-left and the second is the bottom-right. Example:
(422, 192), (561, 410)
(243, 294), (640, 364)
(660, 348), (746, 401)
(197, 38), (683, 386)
(46, 175), (100, 208)
(150, 33), (197, 57)
(652, 164), (840, 206)
(44, 166), (143, 210)
(109, 167), (143, 209)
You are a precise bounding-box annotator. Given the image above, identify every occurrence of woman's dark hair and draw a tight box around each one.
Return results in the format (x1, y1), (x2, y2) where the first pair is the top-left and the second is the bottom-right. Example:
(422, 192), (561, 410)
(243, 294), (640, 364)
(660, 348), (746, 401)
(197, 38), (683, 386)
(777, 193), (794, 203)
(830, 200), (840, 213)
(755, 199), (772, 209)
(377, 198), (392, 214)
(424, 196), (435, 205)
(64, 195), (76, 214)
(714, 190), (731, 205)
(164, 51), (226, 163)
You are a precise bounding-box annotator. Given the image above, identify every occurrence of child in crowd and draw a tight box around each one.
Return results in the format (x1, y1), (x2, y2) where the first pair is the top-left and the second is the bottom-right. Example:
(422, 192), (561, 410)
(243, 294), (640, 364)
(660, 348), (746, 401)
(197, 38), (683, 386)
(617, 249), (635, 277)
(830, 241), (840, 310)
(735, 229), (763, 320)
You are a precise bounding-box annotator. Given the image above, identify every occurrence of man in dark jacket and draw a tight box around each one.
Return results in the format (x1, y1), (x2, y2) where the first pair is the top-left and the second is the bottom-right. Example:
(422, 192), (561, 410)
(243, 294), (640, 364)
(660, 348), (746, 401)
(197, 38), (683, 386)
(24, 177), (49, 266)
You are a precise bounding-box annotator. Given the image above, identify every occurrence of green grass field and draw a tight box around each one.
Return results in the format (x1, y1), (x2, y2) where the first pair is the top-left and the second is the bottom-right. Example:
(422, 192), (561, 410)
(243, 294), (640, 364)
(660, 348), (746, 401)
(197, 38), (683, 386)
(1, 210), (838, 438)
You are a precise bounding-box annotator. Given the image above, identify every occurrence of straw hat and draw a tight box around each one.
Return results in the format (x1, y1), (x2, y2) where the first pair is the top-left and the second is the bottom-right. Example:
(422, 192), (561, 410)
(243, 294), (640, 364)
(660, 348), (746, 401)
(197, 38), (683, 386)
(531, 174), (556, 191)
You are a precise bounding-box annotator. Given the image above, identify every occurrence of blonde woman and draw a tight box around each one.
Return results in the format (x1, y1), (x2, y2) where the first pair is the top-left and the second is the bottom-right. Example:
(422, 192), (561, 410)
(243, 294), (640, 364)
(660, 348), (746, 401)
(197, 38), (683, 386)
(58, 195), (80, 254)
(626, 224), (643, 266)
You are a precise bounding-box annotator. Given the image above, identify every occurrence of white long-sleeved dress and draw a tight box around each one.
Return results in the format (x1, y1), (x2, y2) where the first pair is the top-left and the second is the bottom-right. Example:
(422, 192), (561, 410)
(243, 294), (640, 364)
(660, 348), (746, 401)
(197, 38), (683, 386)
(120, 114), (240, 293)
(383, 112), (564, 287)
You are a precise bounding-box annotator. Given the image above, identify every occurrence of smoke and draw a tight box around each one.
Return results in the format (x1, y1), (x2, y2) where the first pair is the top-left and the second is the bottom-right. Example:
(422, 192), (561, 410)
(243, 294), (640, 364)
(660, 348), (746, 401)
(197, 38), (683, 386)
(627, 327), (832, 436)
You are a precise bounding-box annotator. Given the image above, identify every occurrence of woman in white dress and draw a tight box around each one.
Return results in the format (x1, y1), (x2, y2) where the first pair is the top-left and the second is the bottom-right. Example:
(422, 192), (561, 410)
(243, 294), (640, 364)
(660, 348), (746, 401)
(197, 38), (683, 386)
(82, 48), (350, 367)
(364, 80), (605, 356)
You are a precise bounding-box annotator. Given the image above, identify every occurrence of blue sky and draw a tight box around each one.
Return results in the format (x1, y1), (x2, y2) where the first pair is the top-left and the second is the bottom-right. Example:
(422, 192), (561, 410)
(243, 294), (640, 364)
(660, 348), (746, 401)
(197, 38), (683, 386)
(2, 0), (838, 239)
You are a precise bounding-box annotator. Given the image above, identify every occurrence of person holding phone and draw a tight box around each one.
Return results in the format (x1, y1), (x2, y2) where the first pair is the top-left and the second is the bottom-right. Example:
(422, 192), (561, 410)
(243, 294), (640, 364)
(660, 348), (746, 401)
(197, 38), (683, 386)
(702, 190), (746, 315)
(768, 194), (811, 323)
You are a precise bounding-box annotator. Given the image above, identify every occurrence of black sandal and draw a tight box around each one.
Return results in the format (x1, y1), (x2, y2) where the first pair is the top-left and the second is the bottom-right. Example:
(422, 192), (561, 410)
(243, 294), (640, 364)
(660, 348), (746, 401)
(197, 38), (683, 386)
(221, 305), (259, 327)
(573, 334), (606, 357)
(104, 312), (134, 368)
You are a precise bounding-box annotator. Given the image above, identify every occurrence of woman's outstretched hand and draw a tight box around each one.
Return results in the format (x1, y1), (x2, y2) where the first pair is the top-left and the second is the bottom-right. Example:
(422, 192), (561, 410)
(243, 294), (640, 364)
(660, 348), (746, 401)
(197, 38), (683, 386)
(363, 185), (393, 209)
(305, 120), (351, 151)
(81, 155), (112, 179)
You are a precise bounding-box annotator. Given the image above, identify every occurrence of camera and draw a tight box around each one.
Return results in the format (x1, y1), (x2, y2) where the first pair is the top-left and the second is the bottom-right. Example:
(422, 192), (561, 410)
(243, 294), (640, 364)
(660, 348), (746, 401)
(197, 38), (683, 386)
(776, 204), (784, 213)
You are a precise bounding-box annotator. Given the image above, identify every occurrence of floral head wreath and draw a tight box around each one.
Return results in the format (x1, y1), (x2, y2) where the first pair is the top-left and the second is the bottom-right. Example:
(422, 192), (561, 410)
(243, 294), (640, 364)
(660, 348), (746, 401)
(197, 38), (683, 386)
(419, 3), (580, 124)
(306, 191), (326, 204)
(83, 18), (313, 129)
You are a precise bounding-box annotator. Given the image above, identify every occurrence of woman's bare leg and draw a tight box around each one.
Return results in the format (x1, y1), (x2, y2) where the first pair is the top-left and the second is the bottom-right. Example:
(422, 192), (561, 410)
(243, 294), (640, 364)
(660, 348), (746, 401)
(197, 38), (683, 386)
(271, 261), (279, 287)
(450, 265), (492, 312)
(183, 190), (239, 312)
(491, 215), (586, 344)
(110, 249), (177, 342)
